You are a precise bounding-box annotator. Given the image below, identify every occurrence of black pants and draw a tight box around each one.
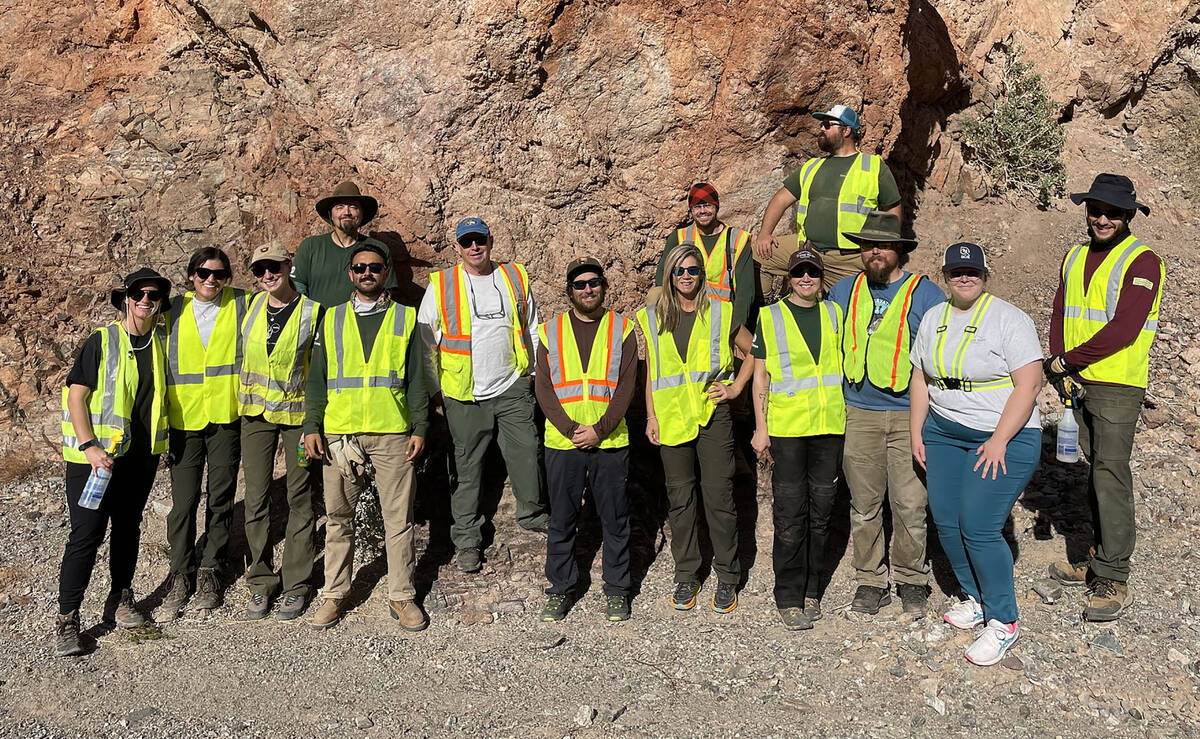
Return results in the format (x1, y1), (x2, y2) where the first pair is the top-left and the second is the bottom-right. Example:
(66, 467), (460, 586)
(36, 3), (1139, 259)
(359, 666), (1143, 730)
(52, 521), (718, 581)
(59, 454), (160, 615)
(166, 422), (241, 575)
(545, 447), (631, 597)
(770, 434), (842, 608)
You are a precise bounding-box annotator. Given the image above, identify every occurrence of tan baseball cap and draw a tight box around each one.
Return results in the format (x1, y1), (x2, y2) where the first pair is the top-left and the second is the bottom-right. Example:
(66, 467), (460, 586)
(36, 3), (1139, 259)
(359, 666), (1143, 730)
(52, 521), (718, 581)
(249, 241), (292, 266)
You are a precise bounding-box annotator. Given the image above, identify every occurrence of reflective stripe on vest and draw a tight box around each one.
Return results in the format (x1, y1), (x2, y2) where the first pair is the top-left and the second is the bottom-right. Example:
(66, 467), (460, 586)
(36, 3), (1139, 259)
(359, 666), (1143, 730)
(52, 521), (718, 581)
(796, 153), (881, 251)
(676, 223), (750, 302)
(842, 273), (922, 393)
(1061, 236), (1164, 387)
(323, 302), (415, 434)
(539, 311), (633, 450)
(929, 293), (1013, 393)
(166, 287), (247, 429)
(758, 300), (846, 437)
(63, 323), (169, 460)
(768, 302), (843, 394)
(237, 292), (319, 425)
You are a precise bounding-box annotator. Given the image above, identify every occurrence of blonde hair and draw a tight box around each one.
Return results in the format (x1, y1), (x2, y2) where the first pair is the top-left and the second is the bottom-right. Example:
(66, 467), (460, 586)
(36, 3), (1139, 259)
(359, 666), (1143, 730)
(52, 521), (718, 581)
(656, 243), (709, 334)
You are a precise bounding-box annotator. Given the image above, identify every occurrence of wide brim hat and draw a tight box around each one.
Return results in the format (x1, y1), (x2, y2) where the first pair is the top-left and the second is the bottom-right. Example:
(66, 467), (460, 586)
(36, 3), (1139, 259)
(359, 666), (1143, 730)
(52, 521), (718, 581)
(841, 210), (918, 253)
(1068, 173), (1150, 216)
(316, 181), (379, 226)
(109, 267), (171, 311)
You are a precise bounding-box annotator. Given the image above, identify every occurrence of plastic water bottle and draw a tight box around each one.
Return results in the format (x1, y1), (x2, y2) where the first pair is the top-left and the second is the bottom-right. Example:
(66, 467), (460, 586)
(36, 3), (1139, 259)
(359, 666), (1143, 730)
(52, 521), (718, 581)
(79, 466), (112, 510)
(1056, 398), (1081, 463)
(297, 440), (310, 468)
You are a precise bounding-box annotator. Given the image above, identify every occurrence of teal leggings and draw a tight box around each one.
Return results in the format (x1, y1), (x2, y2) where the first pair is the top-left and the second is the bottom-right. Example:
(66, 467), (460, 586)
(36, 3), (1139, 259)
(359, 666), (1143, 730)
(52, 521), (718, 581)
(923, 411), (1041, 624)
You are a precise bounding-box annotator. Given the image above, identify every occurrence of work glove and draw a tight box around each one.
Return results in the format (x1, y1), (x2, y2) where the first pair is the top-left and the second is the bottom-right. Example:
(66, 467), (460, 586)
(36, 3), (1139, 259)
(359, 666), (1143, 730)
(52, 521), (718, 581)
(1043, 354), (1076, 383)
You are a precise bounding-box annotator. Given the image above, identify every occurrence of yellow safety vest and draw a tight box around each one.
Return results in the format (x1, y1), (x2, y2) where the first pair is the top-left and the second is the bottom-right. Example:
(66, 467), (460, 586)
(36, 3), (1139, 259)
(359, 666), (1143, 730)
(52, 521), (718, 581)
(842, 272), (924, 393)
(238, 292), (321, 426)
(538, 311), (634, 450)
(62, 322), (169, 461)
(166, 287), (247, 430)
(322, 302), (416, 434)
(636, 295), (734, 446)
(1061, 235), (1163, 388)
(428, 262), (531, 401)
(795, 153), (880, 251)
(673, 223), (750, 302)
(928, 293), (1014, 393)
(757, 300), (846, 437)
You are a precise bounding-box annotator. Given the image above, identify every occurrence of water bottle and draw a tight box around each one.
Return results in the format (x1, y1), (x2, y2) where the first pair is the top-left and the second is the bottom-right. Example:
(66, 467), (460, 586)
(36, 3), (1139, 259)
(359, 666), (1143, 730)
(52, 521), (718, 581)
(297, 440), (310, 468)
(1056, 397), (1081, 463)
(79, 465), (112, 510)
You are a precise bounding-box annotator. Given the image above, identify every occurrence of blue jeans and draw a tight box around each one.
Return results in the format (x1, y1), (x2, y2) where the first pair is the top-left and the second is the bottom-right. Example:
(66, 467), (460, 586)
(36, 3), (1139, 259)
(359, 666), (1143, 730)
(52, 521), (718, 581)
(923, 411), (1041, 624)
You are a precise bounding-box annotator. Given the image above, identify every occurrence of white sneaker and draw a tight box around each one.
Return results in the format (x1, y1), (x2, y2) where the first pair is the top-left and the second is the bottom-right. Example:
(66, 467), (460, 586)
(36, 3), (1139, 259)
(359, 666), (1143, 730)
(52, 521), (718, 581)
(943, 595), (984, 630)
(965, 619), (1019, 666)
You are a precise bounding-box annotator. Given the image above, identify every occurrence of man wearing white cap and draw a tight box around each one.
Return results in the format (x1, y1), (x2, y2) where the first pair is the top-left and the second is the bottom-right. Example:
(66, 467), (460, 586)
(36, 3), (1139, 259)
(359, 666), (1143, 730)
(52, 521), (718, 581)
(755, 104), (903, 291)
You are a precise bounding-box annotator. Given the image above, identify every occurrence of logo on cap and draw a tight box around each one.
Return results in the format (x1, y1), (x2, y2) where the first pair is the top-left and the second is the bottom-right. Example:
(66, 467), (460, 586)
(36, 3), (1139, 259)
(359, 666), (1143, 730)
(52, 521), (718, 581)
(959, 245), (971, 259)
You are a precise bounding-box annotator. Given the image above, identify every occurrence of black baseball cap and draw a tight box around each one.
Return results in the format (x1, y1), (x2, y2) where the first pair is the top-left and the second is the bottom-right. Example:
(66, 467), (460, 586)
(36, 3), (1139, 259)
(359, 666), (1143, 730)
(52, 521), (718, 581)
(348, 242), (390, 265)
(941, 242), (988, 273)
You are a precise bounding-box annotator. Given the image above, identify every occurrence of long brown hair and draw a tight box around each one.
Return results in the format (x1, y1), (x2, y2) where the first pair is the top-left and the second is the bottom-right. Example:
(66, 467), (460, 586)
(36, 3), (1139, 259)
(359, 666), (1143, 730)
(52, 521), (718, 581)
(656, 243), (708, 334)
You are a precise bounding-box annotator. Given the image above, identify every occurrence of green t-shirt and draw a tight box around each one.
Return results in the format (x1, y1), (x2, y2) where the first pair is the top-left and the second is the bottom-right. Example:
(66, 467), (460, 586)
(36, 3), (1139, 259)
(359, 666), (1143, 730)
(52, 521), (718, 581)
(752, 300), (822, 363)
(292, 232), (398, 307)
(654, 224), (754, 328)
(783, 154), (901, 252)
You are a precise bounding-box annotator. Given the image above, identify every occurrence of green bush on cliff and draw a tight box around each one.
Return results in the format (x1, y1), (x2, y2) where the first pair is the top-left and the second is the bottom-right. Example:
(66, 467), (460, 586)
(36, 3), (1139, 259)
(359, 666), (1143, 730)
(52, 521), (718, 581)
(962, 47), (1066, 207)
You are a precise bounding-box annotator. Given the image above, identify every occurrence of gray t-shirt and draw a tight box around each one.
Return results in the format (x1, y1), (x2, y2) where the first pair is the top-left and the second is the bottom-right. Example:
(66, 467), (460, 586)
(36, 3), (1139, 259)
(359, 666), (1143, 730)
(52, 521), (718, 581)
(910, 295), (1043, 432)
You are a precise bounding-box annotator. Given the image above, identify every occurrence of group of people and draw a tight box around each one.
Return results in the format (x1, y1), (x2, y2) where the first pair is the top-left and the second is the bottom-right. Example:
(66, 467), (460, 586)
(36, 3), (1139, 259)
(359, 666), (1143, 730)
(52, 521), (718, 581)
(58, 105), (1164, 670)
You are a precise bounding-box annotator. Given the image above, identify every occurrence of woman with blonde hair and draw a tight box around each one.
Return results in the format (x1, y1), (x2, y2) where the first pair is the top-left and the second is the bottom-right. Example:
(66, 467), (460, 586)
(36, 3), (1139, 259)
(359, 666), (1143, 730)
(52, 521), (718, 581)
(636, 243), (754, 613)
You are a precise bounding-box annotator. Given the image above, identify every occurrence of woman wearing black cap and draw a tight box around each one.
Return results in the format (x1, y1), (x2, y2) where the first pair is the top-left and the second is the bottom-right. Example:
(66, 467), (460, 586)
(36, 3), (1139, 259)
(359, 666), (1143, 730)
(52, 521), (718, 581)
(908, 243), (1043, 666)
(57, 267), (171, 656)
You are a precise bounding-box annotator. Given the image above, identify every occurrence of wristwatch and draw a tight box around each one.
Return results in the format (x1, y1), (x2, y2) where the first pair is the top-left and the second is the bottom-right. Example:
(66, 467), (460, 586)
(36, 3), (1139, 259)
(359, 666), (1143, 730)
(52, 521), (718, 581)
(77, 439), (99, 452)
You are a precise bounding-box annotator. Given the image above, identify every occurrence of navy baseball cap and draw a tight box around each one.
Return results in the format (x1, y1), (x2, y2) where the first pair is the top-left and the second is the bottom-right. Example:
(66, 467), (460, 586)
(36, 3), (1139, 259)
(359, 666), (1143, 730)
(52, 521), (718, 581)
(455, 217), (491, 242)
(813, 104), (861, 131)
(941, 242), (989, 273)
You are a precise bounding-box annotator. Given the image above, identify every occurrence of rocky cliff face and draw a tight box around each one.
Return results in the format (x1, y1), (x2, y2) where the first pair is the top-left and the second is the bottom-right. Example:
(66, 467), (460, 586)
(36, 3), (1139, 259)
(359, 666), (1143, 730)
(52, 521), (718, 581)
(0, 0), (1196, 460)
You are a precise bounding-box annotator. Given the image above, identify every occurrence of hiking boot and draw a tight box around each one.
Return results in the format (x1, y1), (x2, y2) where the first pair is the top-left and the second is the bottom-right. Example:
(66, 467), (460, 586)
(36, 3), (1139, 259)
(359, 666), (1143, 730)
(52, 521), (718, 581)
(109, 589), (146, 628)
(778, 606), (813, 631)
(153, 572), (192, 623)
(245, 592), (270, 621)
(540, 592), (572, 622)
(192, 568), (222, 611)
(712, 582), (738, 613)
(457, 547), (483, 574)
(605, 595), (631, 622)
(898, 584), (928, 619)
(1083, 578), (1132, 622)
(310, 598), (343, 630)
(943, 595), (985, 630)
(965, 619), (1019, 666)
(850, 585), (892, 614)
(670, 581), (701, 611)
(1048, 560), (1090, 587)
(274, 593), (307, 622)
(803, 597), (822, 622)
(522, 521), (550, 536)
(389, 600), (429, 632)
(55, 611), (85, 657)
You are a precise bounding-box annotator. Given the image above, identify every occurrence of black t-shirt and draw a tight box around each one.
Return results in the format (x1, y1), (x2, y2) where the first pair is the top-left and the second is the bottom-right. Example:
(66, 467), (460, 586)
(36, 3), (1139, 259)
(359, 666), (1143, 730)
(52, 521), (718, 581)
(264, 298), (299, 355)
(752, 300), (823, 362)
(66, 329), (156, 455)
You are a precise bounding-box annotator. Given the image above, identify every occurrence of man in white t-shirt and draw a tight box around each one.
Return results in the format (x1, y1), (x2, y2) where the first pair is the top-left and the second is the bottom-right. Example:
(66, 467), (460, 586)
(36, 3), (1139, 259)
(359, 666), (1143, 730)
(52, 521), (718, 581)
(418, 218), (549, 573)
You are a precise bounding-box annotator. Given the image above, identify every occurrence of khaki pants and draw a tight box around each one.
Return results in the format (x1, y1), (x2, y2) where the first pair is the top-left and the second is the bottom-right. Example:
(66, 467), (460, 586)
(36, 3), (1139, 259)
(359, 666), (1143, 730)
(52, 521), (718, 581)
(842, 405), (929, 588)
(320, 432), (417, 601)
(756, 233), (863, 293)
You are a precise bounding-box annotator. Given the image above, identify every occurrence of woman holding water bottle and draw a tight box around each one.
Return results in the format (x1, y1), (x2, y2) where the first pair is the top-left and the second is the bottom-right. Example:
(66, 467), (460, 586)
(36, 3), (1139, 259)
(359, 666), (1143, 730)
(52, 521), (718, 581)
(57, 268), (171, 656)
(237, 242), (323, 622)
(908, 243), (1043, 667)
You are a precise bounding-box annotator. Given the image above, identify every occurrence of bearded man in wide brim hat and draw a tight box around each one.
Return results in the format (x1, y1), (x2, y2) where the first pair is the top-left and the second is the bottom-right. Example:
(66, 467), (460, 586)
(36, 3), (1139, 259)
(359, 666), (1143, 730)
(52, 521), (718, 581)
(292, 181), (396, 306)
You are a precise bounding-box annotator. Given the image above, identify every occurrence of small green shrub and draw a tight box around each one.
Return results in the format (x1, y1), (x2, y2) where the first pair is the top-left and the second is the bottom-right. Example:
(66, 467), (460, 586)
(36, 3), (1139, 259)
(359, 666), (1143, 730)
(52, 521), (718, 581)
(962, 47), (1067, 207)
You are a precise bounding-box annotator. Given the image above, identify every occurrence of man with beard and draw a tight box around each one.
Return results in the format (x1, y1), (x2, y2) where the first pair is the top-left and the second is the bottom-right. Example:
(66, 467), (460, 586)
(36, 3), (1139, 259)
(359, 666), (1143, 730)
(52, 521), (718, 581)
(755, 105), (902, 292)
(534, 257), (638, 622)
(1045, 174), (1164, 622)
(827, 210), (945, 619)
(418, 217), (549, 574)
(292, 181), (398, 306)
(651, 183), (754, 327)
(302, 243), (429, 631)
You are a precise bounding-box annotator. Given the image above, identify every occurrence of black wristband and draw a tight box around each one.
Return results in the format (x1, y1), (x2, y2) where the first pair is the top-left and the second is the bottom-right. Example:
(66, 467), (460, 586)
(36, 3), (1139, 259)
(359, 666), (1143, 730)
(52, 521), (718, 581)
(77, 439), (99, 452)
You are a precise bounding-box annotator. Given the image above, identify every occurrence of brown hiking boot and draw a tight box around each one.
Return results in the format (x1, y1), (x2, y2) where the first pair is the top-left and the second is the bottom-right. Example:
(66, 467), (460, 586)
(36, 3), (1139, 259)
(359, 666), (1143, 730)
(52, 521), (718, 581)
(1048, 560), (1090, 586)
(55, 610), (85, 657)
(1083, 578), (1132, 622)
(192, 568), (222, 610)
(310, 598), (343, 631)
(153, 572), (192, 623)
(389, 600), (429, 632)
(778, 607), (813, 631)
(110, 589), (146, 628)
(804, 597), (822, 621)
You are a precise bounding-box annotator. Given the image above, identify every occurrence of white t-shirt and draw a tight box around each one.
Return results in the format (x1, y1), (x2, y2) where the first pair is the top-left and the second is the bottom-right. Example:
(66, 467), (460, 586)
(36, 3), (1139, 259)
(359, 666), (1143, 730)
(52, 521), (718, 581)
(910, 294), (1043, 432)
(417, 266), (540, 401)
(191, 297), (220, 349)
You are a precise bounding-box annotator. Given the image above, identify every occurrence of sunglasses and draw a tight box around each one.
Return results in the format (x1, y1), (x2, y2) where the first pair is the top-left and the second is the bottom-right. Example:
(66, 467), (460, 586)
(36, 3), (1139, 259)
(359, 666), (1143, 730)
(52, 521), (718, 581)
(820, 121), (846, 130)
(194, 267), (231, 281)
(1086, 203), (1127, 221)
(350, 262), (386, 274)
(672, 265), (702, 277)
(859, 243), (902, 253)
(789, 265), (822, 278)
(458, 235), (488, 248)
(250, 260), (284, 278)
(128, 288), (162, 302)
(947, 269), (984, 281)
(571, 277), (603, 291)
